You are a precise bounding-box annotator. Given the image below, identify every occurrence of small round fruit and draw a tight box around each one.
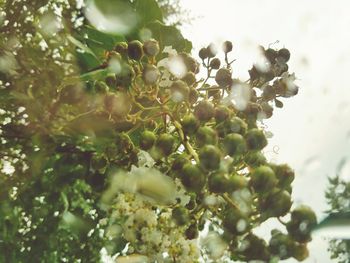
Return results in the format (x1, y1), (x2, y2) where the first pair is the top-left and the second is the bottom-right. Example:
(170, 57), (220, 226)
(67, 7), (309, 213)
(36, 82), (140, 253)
(245, 128), (268, 150)
(171, 154), (190, 171)
(208, 172), (229, 193)
(269, 230), (294, 260)
(199, 145), (221, 171)
(264, 48), (278, 63)
(170, 80), (190, 102)
(287, 205), (317, 243)
(179, 164), (205, 192)
(278, 48), (291, 62)
(222, 41), (233, 53)
(194, 101), (215, 122)
(223, 209), (249, 235)
(116, 65), (135, 87)
(215, 68), (232, 87)
(114, 42), (128, 56)
(226, 175), (247, 192)
(198, 47), (209, 60)
(223, 133), (247, 156)
(155, 134), (175, 156)
(184, 55), (199, 73)
(291, 244), (309, 261)
(182, 72), (196, 86)
(185, 224), (198, 239)
(196, 126), (218, 147)
(210, 58), (221, 69)
(181, 114), (200, 135)
(189, 88), (199, 104)
(273, 163), (295, 188)
(172, 207), (189, 226)
(139, 130), (156, 150)
(207, 43), (217, 58)
(142, 64), (160, 85)
(250, 165), (278, 193)
(217, 117), (248, 137)
(215, 106), (231, 123)
(262, 189), (292, 217)
(244, 151), (267, 167)
(143, 39), (159, 57)
(127, 40), (144, 60)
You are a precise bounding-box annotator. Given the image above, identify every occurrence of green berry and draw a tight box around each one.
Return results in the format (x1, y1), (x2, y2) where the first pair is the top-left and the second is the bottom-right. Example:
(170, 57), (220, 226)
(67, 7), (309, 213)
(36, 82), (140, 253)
(250, 165), (278, 193)
(287, 205), (317, 243)
(142, 64), (160, 85)
(210, 58), (221, 69)
(215, 68), (232, 87)
(181, 114), (200, 135)
(172, 207), (189, 226)
(269, 230), (294, 260)
(127, 40), (144, 60)
(241, 234), (270, 261)
(272, 163), (295, 188)
(194, 101), (215, 122)
(208, 172), (229, 193)
(244, 151), (267, 167)
(226, 175), (247, 192)
(171, 154), (190, 171)
(223, 209), (249, 235)
(222, 41), (233, 53)
(116, 64), (135, 87)
(196, 126), (218, 147)
(261, 189), (292, 217)
(155, 134), (175, 156)
(139, 130), (156, 150)
(199, 145), (221, 171)
(182, 72), (196, 86)
(215, 106), (231, 123)
(223, 133), (247, 156)
(291, 244), (309, 261)
(245, 128), (267, 150)
(143, 39), (159, 57)
(170, 80), (190, 102)
(217, 117), (248, 137)
(114, 42), (128, 57)
(179, 164), (205, 192)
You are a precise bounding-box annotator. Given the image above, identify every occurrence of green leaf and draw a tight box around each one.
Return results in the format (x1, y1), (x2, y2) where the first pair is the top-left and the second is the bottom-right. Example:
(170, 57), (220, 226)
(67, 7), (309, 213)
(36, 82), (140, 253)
(313, 212), (350, 239)
(80, 68), (109, 81)
(82, 25), (125, 51)
(145, 21), (192, 53)
(68, 35), (99, 61)
(134, 0), (163, 27)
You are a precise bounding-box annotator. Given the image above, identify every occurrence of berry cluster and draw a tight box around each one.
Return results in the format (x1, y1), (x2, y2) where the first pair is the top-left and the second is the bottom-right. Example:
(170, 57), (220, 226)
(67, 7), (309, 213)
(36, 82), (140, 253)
(82, 39), (316, 261)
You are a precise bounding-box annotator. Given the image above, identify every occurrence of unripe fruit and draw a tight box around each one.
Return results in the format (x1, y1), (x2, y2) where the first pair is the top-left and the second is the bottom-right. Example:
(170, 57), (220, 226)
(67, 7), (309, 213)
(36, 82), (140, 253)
(278, 48), (291, 62)
(114, 42), (128, 57)
(264, 48), (278, 63)
(223, 133), (247, 156)
(179, 164), (205, 192)
(143, 39), (159, 57)
(172, 207), (189, 226)
(208, 172), (229, 193)
(250, 165), (278, 193)
(185, 223), (198, 240)
(287, 205), (317, 243)
(269, 230), (294, 260)
(210, 58), (221, 69)
(116, 65), (135, 87)
(198, 47), (209, 60)
(182, 72), (196, 86)
(241, 234), (270, 261)
(172, 154), (190, 171)
(292, 244), (309, 261)
(199, 145), (221, 171)
(189, 88), (199, 104)
(223, 209), (249, 235)
(245, 128), (267, 150)
(244, 151), (267, 167)
(215, 106), (231, 123)
(139, 130), (156, 150)
(194, 101), (215, 122)
(181, 114), (200, 135)
(215, 68), (232, 87)
(207, 43), (217, 58)
(261, 189), (292, 217)
(183, 55), (199, 73)
(196, 126), (218, 147)
(217, 117), (248, 137)
(272, 163), (295, 188)
(127, 40), (144, 60)
(170, 80), (190, 102)
(222, 41), (233, 53)
(226, 175), (247, 192)
(155, 134), (175, 156)
(142, 64), (160, 85)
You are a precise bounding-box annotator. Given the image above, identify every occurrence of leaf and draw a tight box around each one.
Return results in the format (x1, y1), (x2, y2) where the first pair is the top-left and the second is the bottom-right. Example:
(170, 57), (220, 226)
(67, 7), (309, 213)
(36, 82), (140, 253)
(68, 35), (99, 61)
(134, 0), (163, 27)
(82, 25), (125, 51)
(313, 212), (350, 239)
(80, 68), (109, 81)
(145, 21), (192, 53)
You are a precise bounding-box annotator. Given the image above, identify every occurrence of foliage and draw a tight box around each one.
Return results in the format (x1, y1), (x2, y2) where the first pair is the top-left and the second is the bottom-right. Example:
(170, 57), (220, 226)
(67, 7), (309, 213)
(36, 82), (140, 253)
(0, 0), (316, 262)
(325, 175), (350, 263)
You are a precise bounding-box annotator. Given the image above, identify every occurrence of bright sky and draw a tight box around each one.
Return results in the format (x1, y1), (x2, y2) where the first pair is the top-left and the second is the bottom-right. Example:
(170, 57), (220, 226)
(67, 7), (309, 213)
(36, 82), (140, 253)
(180, 0), (350, 261)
